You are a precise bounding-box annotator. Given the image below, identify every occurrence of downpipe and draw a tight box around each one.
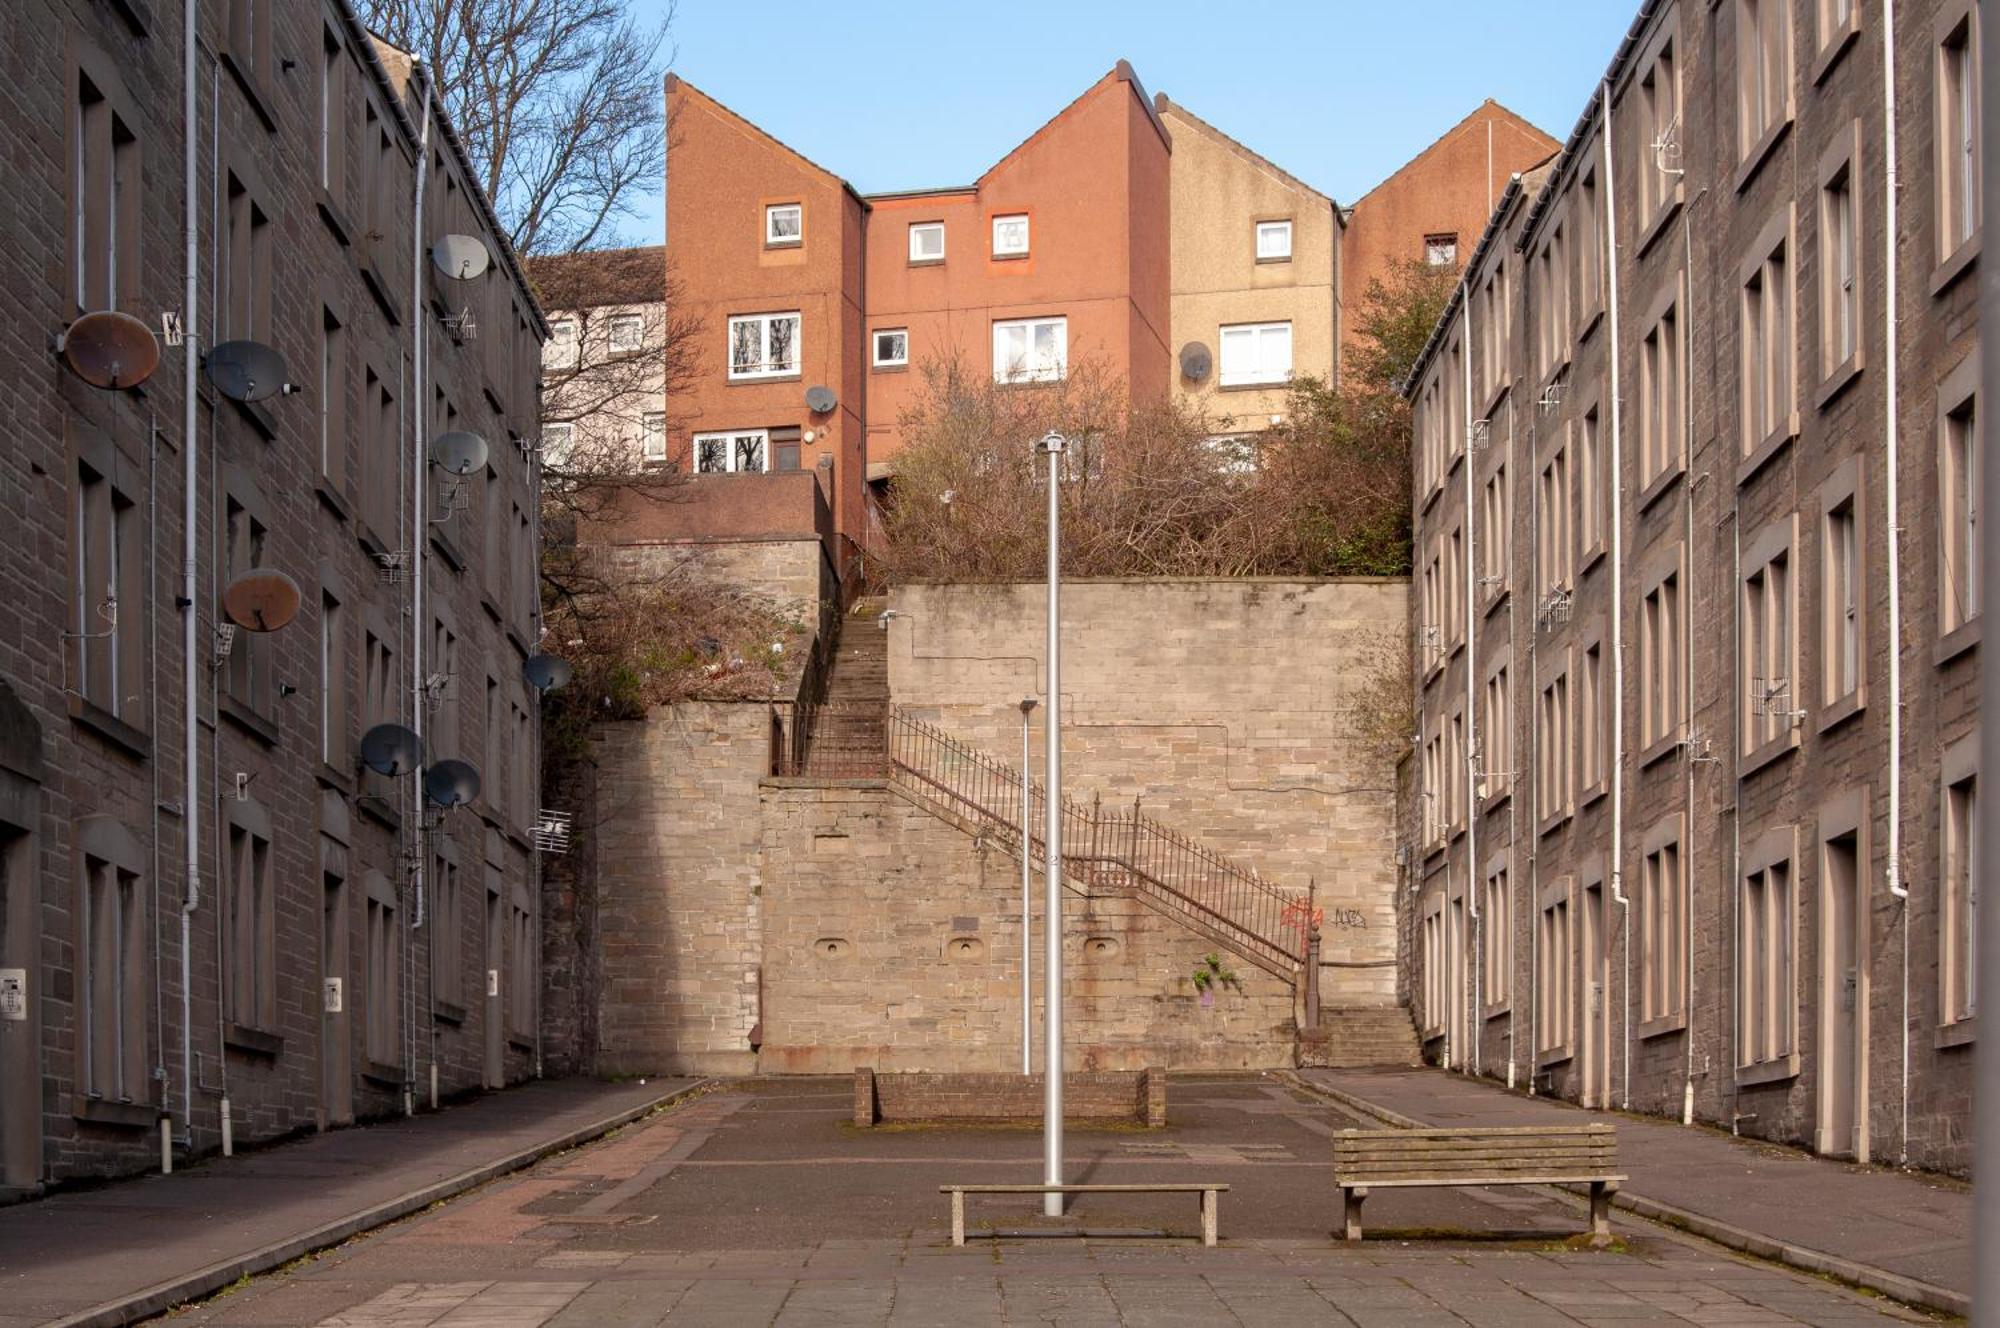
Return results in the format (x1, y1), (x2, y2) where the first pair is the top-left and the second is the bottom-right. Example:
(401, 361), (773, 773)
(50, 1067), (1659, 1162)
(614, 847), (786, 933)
(1600, 78), (1633, 1110)
(1879, 0), (1910, 1171)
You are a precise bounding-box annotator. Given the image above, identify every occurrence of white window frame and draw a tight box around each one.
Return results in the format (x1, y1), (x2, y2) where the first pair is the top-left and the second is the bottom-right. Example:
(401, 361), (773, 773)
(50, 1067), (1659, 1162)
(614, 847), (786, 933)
(607, 313), (644, 354)
(909, 222), (945, 263)
(540, 422), (573, 459)
(992, 213), (1030, 257)
(545, 318), (578, 370)
(1255, 219), (1293, 262)
(693, 429), (771, 475)
(1425, 232), (1458, 266)
(1217, 321), (1293, 388)
(991, 316), (1066, 384)
(872, 328), (909, 369)
(765, 202), (802, 247)
(727, 311), (801, 381)
(640, 412), (666, 464)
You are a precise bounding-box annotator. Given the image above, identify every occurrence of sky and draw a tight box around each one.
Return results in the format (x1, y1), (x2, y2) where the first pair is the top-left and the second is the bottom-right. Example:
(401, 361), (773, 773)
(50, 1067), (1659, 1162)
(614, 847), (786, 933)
(615, 0), (1638, 245)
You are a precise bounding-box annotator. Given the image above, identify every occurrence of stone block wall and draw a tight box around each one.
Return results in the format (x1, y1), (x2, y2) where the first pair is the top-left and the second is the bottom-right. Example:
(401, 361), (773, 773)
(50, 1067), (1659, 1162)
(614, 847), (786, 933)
(855, 1067), (1165, 1125)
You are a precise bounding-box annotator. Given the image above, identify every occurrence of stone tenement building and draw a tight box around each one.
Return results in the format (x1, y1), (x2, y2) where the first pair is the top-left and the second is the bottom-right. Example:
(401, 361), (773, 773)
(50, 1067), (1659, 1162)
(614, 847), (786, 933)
(0, 0), (548, 1193)
(1405, 0), (1981, 1174)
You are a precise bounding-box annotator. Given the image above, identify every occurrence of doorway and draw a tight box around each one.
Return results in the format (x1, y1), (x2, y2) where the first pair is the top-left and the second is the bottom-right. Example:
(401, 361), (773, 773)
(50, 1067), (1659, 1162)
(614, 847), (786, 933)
(484, 886), (504, 1089)
(1581, 881), (1610, 1108)
(321, 868), (352, 1128)
(1817, 830), (1867, 1160)
(1446, 893), (1467, 1069)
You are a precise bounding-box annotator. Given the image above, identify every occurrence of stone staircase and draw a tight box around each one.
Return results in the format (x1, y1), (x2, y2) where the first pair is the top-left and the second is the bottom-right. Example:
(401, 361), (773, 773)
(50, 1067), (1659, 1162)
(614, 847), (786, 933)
(1296, 1006), (1422, 1068)
(794, 598), (890, 774)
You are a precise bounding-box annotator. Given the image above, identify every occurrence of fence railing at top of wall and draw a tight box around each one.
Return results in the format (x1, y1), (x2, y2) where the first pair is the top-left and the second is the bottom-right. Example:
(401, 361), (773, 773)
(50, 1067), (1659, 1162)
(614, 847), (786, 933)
(772, 702), (1312, 982)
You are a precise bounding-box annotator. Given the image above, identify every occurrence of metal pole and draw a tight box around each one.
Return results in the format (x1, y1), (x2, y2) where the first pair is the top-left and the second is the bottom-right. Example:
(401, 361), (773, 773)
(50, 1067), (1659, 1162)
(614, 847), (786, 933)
(1972, 0), (2000, 1312)
(1041, 431), (1065, 1217)
(1019, 698), (1037, 1076)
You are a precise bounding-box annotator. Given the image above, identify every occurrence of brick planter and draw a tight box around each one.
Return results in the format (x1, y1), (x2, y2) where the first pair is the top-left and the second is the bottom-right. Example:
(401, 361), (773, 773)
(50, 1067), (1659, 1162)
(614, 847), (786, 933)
(854, 1067), (1166, 1126)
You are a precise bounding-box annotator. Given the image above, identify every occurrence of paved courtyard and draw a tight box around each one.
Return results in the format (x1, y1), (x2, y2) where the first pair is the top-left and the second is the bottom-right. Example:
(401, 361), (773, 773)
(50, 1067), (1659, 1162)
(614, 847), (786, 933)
(149, 1077), (1937, 1326)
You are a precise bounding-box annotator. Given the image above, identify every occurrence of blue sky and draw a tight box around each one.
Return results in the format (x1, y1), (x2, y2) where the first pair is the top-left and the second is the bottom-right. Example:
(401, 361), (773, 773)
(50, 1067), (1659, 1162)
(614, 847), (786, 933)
(617, 1), (1636, 245)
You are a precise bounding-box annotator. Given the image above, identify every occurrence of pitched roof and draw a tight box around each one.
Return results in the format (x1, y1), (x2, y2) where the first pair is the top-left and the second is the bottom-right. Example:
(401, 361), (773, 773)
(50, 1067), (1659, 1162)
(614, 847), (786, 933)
(1350, 99), (1559, 205)
(976, 61), (1172, 187)
(1152, 93), (1337, 210)
(666, 75), (868, 207)
(522, 246), (666, 311)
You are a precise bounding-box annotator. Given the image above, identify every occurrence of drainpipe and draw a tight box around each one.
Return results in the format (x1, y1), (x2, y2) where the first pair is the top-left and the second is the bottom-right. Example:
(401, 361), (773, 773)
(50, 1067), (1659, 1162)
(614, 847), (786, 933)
(1526, 403), (1540, 1095)
(1507, 387), (1520, 1092)
(177, 0), (201, 1158)
(1879, 0), (1910, 1171)
(1464, 323), (1480, 1078)
(1600, 80), (1632, 1111)
(409, 68), (434, 1114)
(207, 50), (231, 1157)
(1681, 197), (1705, 1130)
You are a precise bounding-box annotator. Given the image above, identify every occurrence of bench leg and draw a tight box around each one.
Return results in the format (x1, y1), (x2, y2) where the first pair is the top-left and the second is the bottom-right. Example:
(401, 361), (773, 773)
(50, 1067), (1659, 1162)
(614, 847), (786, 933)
(1588, 1181), (1615, 1246)
(1342, 1186), (1367, 1242)
(951, 1191), (965, 1247)
(1200, 1188), (1217, 1247)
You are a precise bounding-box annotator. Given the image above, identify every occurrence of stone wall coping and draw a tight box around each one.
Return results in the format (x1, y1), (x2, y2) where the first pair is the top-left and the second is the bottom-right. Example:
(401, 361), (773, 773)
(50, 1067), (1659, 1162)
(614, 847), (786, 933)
(897, 575), (1410, 588)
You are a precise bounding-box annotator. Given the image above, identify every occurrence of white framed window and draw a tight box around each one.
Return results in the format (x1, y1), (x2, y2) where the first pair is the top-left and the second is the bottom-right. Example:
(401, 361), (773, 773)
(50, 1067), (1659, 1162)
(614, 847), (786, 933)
(1737, 832), (1797, 1071)
(992, 213), (1029, 257)
(1255, 219), (1293, 261)
(540, 422), (573, 460)
(1425, 232), (1458, 266)
(909, 222), (945, 263)
(641, 412), (666, 463)
(693, 429), (770, 474)
(872, 328), (909, 368)
(545, 318), (578, 370)
(1218, 321), (1292, 387)
(607, 313), (644, 354)
(728, 311), (800, 380)
(1942, 747), (1979, 1025)
(765, 202), (802, 246)
(992, 316), (1066, 383)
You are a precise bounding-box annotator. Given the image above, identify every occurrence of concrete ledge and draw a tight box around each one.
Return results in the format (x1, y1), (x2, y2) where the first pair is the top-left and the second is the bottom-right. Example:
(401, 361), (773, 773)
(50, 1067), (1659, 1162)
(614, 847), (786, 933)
(46, 1079), (713, 1328)
(855, 1067), (1166, 1126)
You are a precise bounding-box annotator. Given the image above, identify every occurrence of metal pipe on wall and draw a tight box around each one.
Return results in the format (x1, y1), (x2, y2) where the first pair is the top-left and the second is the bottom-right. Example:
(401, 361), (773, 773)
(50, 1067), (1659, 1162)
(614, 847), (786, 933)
(1599, 77), (1633, 1112)
(177, 0), (202, 1157)
(1462, 312), (1481, 1080)
(409, 67), (434, 1113)
(1019, 698), (1037, 1076)
(1040, 432), (1065, 1219)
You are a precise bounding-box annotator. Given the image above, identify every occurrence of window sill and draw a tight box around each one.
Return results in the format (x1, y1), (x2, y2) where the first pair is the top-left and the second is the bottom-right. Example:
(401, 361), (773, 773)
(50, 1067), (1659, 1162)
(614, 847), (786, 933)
(1254, 254), (1293, 266)
(907, 257), (944, 268)
(870, 363), (910, 375)
(1481, 585), (1510, 621)
(764, 238), (802, 251)
(225, 1023), (284, 1059)
(1638, 458), (1685, 516)
(317, 762), (356, 796)
(360, 259), (403, 326)
(1638, 733), (1681, 770)
(1482, 1001), (1512, 1022)
(1936, 1017), (1976, 1050)
(1478, 787), (1512, 819)
(430, 528), (467, 574)
(1637, 1011), (1686, 1041)
(1810, 21), (1860, 86)
(1733, 115), (1793, 197)
(105, 0), (149, 37)
(361, 1059), (404, 1089)
(433, 1000), (467, 1027)
(227, 391), (280, 443)
(219, 695), (280, 748)
(1537, 806), (1571, 840)
(508, 1033), (536, 1054)
(1634, 194), (1683, 264)
(1737, 417), (1798, 489)
(318, 190), (355, 248)
(1930, 232), (1980, 298)
(483, 380), (507, 415)
(220, 50), (278, 133)
(990, 251), (1030, 263)
(1739, 729), (1800, 780)
(1814, 355), (1864, 412)
(1579, 543), (1606, 578)
(1816, 688), (1865, 736)
(1936, 617), (1981, 667)
(68, 696), (150, 761)
(357, 792), (403, 832)
(316, 479), (353, 523)
(1535, 1045), (1574, 1070)
(1576, 304), (1605, 346)
(73, 1096), (158, 1129)
(1733, 1052), (1800, 1087)
(1578, 779), (1608, 812)
(480, 593), (505, 625)
(1216, 379), (1292, 393)
(726, 373), (802, 387)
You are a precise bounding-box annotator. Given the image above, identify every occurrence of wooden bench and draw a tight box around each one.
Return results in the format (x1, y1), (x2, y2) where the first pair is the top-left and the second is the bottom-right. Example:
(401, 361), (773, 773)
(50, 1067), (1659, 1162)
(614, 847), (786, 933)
(940, 1183), (1228, 1247)
(1332, 1124), (1622, 1243)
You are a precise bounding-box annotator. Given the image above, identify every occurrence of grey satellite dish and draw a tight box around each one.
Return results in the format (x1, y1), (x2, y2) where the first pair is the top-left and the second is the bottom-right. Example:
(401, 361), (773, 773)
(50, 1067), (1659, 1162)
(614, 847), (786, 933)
(206, 340), (289, 403)
(1179, 341), (1213, 383)
(221, 568), (302, 633)
(431, 430), (489, 477)
(523, 654), (573, 692)
(423, 759), (482, 809)
(804, 385), (837, 414)
(60, 311), (161, 390)
(431, 234), (491, 281)
(359, 723), (424, 777)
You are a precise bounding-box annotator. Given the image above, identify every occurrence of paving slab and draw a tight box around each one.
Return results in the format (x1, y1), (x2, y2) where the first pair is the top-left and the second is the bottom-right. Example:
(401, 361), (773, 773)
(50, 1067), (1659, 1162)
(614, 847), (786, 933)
(1299, 1066), (1969, 1316)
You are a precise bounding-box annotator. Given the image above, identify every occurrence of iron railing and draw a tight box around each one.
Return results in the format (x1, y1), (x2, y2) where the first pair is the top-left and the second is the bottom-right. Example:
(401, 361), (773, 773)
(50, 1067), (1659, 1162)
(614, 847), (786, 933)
(776, 701), (1309, 982)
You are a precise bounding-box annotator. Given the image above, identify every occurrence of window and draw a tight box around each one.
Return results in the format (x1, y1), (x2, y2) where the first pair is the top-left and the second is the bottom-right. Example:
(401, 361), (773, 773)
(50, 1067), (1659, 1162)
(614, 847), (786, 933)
(320, 588), (346, 768)
(765, 202), (802, 247)
(1421, 731), (1444, 846)
(77, 818), (147, 1102)
(1640, 558), (1684, 751)
(1938, 364), (1980, 636)
(1420, 891), (1446, 1034)
(72, 68), (138, 312)
(607, 314), (644, 354)
(1538, 444), (1571, 593)
(1738, 834), (1797, 1070)
(545, 319), (579, 371)
(1421, 545), (1444, 668)
(541, 422), (574, 462)
(641, 413), (666, 464)
(1440, 524), (1464, 651)
(1741, 523), (1796, 757)
(1818, 0), (1858, 50)
(222, 171), (271, 343)
(1639, 38), (1680, 225)
(429, 616), (459, 755)
(1255, 219), (1293, 261)
(1536, 881), (1574, 1058)
(908, 221), (945, 263)
(226, 806), (275, 1033)
(226, 0), (271, 83)
(321, 30), (345, 196)
(1640, 295), (1683, 487)
(365, 366), (397, 537)
(365, 875), (398, 1067)
(223, 493), (272, 715)
(434, 850), (462, 1007)
(727, 311), (800, 380)
(1579, 404), (1605, 559)
(1482, 863), (1511, 1010)
(1538, 225), (1570, 367)
(1937, 9), (1981, 263)
(320, 308), (346, 482)
(872, 328), (909, 369)
(1219, 321), (1293, 388)
(1819, 150), (1860, 378)
(363, 628), (395, 731)
(1942, 753), (1978, 1025)
(1579, 635), (1606, 795)
(1576, 169), (1604, 318)
(1538, 665), (1570, 825)
(1737, 0), (1792, 160)
(1821, 480), (1862, 708)
(1741, 224), (1795, 456)
(1481, 463), (1510, 594)
(1483, 666), (1511, 800)
(71, 456), (141, 721)
(694, 430), (769, 474)
(1424, 232), (1458, 266)
(1446, 708), (1465, 831)
(991, 213), (1029, 257)
(511, 699), (533, 827)
(992, 316), (1067, 384)
(509, 895), (534, 1034)
(1641, 825), (1687, 1028)
(1478, 270), (1505, 399)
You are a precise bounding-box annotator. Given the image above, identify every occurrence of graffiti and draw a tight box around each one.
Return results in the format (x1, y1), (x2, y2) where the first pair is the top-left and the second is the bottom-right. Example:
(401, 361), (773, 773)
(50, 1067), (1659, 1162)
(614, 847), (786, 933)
(1329, 907), (1367, 930)
(1282, 902), (1369, 933)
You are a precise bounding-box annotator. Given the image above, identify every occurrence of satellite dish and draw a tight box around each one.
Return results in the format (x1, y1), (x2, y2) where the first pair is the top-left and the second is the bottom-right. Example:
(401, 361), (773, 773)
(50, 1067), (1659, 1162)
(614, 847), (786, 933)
(221, 568), (302, 633)
(206, 340), (289, 403)
(359, 723), (424, 777)
(523, 654), (573, 692)
(804, 385), (837, 414)
(431, 430), (489, 477)
(1179, 341), (1213, 383)
(423, 759), (482, 809)
(431, 235), (491, 281)
(60, 311), (161, 390)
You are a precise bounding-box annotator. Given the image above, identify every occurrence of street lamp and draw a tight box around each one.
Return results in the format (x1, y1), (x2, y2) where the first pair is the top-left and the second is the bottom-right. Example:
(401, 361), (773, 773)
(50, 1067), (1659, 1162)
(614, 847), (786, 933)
(1018, 697), (1038, 1076)
(1037, 429), (1066, 1217)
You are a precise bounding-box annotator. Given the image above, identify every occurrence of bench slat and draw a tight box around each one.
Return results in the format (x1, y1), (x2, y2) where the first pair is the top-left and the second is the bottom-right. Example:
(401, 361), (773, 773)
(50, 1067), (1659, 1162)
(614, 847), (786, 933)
(940, 1183), (1228, 1194)
(1337, 1125), (1613, 1139)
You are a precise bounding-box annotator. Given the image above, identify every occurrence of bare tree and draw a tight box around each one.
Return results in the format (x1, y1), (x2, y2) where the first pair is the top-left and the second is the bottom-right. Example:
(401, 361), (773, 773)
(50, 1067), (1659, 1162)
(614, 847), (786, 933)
(355, 0), (672, 256)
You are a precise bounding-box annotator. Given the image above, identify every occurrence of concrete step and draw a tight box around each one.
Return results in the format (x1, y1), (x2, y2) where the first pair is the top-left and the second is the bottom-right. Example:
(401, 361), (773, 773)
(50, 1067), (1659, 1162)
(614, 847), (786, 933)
(1298, 1006), (1422, 1069)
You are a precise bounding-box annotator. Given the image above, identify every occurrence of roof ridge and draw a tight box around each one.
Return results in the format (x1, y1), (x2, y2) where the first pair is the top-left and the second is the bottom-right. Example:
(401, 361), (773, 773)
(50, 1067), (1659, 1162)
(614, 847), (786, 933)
(666, 74), (866, 205)
(1350, 100), (1559, 205)
(1152, 92), (1337, 208)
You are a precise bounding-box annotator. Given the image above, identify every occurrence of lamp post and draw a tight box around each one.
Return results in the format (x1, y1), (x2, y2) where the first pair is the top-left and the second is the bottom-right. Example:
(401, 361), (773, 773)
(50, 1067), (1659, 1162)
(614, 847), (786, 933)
(1018, 697), (1038, 1076)
(1038, 429), (1066, 1218)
